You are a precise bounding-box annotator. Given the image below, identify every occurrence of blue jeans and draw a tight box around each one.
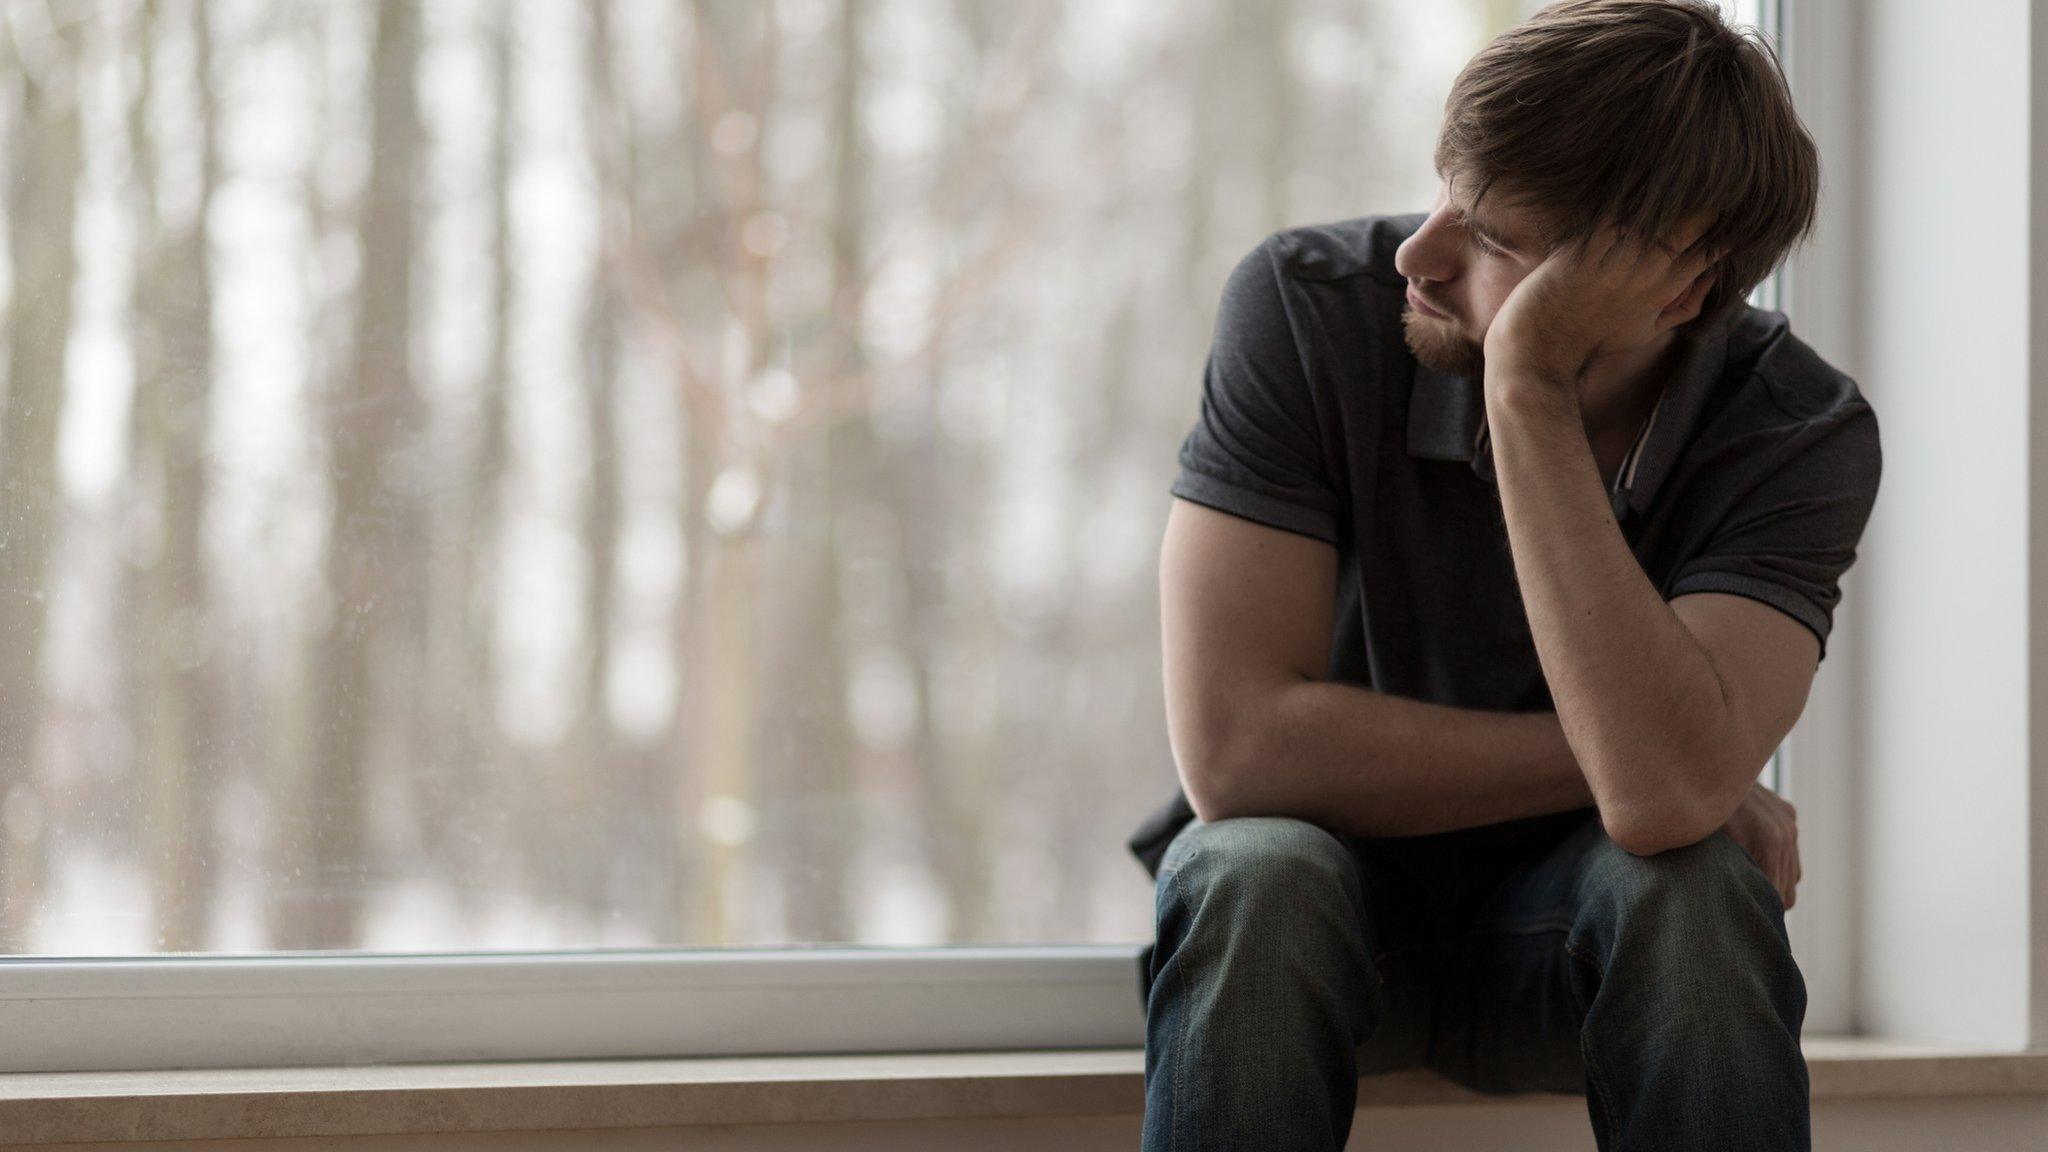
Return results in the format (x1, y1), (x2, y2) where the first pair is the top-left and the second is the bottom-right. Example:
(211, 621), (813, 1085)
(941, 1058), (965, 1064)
(1138, 807), (1809, 1151)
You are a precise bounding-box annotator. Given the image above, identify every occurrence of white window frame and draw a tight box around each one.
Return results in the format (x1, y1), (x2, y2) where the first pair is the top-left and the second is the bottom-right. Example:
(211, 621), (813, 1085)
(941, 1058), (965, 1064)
(0, 948), (1140, 1071)
(1757, 0), (1861, 1037)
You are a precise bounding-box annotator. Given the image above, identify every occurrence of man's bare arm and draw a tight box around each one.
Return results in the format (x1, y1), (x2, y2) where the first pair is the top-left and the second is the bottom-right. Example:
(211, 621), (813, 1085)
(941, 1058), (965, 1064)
(1475, 226), (1813, 854)
(1238, 679), (1596, 837)
(1163, 497), (1594, 837)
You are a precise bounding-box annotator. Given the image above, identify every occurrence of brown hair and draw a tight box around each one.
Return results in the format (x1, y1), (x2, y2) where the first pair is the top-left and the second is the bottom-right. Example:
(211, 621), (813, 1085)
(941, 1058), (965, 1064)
(1435, 0), (1819, 332)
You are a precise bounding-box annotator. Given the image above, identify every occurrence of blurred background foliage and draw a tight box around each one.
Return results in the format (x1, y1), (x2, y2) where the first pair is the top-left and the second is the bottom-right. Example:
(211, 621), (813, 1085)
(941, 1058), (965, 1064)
(0, 0), (1658, 953)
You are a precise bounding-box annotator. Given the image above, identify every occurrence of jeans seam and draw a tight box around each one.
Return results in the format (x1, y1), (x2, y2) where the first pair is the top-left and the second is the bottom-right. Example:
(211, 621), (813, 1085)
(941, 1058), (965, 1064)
(1163, 853), (1197, 1149)
(1367, 938), (1432, 977)
(1456, 914), (1576, 941)
(1565, 934), (1621, 1152)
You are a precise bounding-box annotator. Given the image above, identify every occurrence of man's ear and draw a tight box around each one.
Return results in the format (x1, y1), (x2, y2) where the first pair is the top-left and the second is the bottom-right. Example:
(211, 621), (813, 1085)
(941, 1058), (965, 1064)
(1658, 264), (1719, 331)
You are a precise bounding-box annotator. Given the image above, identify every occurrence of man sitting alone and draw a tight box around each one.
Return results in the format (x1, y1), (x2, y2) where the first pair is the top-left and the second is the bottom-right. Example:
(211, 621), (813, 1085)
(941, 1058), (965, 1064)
(1130, 2), (1882, 1149)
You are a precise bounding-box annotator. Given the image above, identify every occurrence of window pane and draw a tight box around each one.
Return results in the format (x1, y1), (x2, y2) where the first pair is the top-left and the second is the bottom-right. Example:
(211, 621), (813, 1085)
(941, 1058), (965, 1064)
(0, 0), (1770, 955)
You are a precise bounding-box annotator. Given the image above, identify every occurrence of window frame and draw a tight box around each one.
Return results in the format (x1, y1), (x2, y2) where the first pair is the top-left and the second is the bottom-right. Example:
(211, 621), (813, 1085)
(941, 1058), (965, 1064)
(0, 947), (1141, 1071)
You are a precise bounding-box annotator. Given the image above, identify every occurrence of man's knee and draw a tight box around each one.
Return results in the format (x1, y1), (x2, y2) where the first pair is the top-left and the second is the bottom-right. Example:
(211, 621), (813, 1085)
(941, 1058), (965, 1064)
(1158, 815), (1365, 928)
(1149, 815), (1376, 1020)
(1577, 827), (1803, 1002)
(1575, 827), (1808, 1045)
(1585, 827), (1784, 925)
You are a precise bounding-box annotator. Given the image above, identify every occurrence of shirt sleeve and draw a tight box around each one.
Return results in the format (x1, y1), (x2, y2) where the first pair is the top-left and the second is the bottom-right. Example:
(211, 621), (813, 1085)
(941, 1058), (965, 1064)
(1168, 234), (1342, 546)
(1665, 402), (1882, 665)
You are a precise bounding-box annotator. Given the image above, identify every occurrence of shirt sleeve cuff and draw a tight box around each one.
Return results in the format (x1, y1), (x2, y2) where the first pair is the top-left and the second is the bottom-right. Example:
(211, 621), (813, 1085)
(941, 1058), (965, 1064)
(1667, 569), (1832, 662)
(1169, 470), (1339, 546)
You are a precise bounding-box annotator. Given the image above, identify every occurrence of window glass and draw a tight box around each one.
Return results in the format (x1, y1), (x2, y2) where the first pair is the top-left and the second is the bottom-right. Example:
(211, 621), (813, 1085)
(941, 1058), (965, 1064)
(0, 0), (1761, 954)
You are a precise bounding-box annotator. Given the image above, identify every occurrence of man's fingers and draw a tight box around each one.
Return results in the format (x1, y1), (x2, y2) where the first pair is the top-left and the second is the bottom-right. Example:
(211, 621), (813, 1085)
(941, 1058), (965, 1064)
(1666, 213), (1718, 260)
(1777, 848), (1796, 909)
(1586, 223), (1634, 270)
(1656, 246), (1717, 296)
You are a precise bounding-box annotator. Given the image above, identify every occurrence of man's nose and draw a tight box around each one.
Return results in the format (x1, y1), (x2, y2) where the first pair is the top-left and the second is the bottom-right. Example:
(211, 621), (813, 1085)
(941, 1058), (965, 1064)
(1394, 214), (1460, 283)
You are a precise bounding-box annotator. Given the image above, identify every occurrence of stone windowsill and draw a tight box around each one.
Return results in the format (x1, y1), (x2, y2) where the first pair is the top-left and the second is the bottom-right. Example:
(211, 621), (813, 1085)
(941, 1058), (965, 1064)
(0, 1037), (2043, 1145)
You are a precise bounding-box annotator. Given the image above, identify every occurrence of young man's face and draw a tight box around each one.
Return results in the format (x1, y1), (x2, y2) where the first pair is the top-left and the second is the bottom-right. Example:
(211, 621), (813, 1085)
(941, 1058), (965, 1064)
(1392, 176), (1552, 379)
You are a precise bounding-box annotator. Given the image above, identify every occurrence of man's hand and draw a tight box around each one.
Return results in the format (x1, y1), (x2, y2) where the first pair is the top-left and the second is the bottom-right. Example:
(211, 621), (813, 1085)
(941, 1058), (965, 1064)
(1718, 780), (1801, 911)
(1482, 219), (1722, 395)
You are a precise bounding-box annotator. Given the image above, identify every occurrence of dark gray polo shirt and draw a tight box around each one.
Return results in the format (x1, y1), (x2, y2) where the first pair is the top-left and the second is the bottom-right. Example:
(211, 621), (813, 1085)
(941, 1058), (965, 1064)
(1127, 212), (1882, 880)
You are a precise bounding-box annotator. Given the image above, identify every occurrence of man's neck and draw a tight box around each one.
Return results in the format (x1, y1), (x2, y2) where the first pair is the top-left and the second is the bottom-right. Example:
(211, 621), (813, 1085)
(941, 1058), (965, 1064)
(1579, 331), (1683, 484)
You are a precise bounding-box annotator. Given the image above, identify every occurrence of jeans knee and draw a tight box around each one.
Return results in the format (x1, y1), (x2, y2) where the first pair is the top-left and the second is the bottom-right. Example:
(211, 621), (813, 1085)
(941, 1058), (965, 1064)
(1158, 815), (1365, 935)
(1150, 815), (1377, 1031)
(1589, 826), (1778, 915)
(1164, 813), (1355, 888)
(1576, 828), (1804, 1015)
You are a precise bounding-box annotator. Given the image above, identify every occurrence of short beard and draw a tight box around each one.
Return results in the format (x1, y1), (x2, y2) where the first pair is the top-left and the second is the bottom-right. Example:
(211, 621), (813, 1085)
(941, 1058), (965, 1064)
(1402, 304), (1487, 379)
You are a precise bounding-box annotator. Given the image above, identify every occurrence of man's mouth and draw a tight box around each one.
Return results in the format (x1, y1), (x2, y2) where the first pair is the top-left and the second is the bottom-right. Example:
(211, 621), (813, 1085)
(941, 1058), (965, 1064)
(1406, 287), (1450, 320)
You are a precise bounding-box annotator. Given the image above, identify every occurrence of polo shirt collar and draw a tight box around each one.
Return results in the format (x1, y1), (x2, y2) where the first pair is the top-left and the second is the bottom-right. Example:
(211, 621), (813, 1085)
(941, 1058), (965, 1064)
(1404, 305), (1740, 525)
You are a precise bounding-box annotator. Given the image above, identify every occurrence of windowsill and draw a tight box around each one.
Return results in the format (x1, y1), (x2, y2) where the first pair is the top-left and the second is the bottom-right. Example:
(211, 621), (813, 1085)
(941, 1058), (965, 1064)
(0, 1037), (2042, 1144)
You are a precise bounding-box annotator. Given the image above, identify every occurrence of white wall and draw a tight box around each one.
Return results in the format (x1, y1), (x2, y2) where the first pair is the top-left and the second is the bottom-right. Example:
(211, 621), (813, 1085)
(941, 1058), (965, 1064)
(1857, 0), (2034, 1047)
(1788, 0), (2043, 1047)
(2028, 0), (2048, 1055)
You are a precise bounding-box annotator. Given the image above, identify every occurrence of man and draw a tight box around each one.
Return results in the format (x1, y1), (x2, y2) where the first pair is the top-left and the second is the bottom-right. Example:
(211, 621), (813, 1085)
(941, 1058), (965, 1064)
(1130, 2), (1881, 1150)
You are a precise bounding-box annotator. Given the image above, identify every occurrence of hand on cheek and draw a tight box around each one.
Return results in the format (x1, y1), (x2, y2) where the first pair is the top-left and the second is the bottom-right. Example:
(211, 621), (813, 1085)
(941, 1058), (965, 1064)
(1483, 224), (1721, 392)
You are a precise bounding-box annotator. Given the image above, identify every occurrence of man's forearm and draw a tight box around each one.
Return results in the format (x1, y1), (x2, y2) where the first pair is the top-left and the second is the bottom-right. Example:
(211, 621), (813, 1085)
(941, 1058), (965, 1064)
(1208, 677), (1595, 838)
(1483, 377), (1739, 848)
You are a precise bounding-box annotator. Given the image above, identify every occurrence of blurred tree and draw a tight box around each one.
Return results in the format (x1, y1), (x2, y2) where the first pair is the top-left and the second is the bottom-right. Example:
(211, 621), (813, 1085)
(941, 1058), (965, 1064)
(752, 0), (865, 945)
(574, 0), (625, 923)
(414, 1), (517, 928)
(0, 0), (1506, 954)
(891, 0), (1005, 943)
(276, 0), (423, 949)
(676, 0), (768, 946)
(0, 2), (85, 951)
(125, 0), (222, 952)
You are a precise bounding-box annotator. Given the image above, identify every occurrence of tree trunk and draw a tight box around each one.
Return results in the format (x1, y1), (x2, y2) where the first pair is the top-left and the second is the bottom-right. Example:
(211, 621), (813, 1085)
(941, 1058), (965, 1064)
(279, 0), (422, 949)
(753, 0), (866, 945)
(573, 0), (625, 924)
(128, 0), (223, 952)
(0, 15), (86, 953)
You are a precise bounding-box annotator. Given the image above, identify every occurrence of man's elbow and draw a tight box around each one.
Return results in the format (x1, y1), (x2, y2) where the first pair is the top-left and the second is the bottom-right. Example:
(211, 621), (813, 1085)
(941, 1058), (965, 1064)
(1601, 792), (1724, 857)
(1174, 719), (1271, 825)
(1169, 691), (1272, 823)
(1590, 740), (1757, 856)
(1178, 748), (1246, 824)
(1605, 817), (1704, 857)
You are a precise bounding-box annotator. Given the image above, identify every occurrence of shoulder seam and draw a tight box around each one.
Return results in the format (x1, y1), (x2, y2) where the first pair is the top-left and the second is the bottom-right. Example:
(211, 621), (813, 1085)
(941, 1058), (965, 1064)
(1749, 364), (1871, 427)
(1743, 320), (1868, 427)
(1262, 218), (1412, 288)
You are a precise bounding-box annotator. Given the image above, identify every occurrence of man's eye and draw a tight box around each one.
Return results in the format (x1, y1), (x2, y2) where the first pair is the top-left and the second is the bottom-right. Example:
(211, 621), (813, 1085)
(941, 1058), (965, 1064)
(1469, 233), (1502, 257)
